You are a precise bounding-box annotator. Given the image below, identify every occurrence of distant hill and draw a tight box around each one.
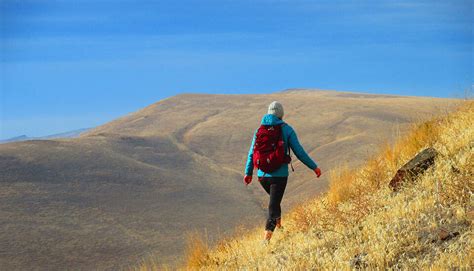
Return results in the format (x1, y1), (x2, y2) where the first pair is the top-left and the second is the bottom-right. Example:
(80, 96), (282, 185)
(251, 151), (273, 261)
(0, 135), (30, 143)
(0, 128), (89, 143)
(0, 90), (458, 270)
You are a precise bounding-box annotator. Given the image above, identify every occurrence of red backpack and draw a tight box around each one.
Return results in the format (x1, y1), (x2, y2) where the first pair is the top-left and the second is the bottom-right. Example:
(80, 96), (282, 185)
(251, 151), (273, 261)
(252, 124), (291, 173)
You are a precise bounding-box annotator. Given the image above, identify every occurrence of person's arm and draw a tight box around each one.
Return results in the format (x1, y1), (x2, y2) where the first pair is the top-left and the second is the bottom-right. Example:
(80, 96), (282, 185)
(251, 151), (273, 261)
(288, 127), (318, 170)
(244, 130), (257, 176)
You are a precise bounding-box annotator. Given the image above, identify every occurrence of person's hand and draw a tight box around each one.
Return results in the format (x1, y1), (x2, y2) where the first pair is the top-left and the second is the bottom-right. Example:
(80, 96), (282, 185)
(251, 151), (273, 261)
(243, 175), (252, 185)
(314, 167), (321, 178)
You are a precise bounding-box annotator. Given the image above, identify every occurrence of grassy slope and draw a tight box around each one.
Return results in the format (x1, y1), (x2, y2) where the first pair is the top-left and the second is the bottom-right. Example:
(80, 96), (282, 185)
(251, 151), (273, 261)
(173, 101), (473, 270)
(0, 90), (459, 269)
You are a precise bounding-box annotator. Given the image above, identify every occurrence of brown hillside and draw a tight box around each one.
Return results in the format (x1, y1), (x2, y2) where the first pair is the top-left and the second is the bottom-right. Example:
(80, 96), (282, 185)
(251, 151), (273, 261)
(0, 89), (456, 269)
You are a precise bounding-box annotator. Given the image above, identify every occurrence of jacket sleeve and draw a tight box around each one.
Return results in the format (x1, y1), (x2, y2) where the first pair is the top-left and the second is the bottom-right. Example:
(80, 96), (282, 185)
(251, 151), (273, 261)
(244, 130), (257, 176)
(287, 127), (318, 170)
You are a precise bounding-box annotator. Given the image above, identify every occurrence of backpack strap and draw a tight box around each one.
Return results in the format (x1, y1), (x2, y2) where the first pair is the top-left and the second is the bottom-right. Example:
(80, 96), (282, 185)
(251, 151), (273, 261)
(288, 147), (295, 172)
(281, 123), (295, 172)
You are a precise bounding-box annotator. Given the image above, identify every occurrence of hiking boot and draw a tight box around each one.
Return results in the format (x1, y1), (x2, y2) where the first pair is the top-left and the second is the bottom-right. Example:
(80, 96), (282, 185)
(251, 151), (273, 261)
(276, 218), (282, 229)
(263, 230), (273, 243)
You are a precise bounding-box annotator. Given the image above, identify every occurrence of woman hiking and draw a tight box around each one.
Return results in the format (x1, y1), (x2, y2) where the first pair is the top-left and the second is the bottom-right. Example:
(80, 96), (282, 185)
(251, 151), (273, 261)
(243, 101), (321, 243)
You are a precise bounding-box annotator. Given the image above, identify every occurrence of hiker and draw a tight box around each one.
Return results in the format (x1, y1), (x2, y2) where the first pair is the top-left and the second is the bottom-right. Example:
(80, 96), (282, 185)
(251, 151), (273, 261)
(243, 101), (321, 243)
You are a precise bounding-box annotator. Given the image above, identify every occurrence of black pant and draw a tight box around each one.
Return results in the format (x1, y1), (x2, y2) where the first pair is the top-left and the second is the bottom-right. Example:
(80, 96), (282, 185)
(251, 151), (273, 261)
(259, 176), (288, 232)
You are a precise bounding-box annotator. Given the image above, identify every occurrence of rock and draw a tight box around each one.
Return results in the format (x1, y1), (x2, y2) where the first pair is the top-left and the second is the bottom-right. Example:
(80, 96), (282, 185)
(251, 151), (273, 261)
(451, 165), (461, 174)
(419, 226), (460, 243)
(389, 147), (438, 191)
(437, 228), (460, 242)
(426, 227), (460, 243)
(350, 252), (367, 269)
(437, 228), (450, 241)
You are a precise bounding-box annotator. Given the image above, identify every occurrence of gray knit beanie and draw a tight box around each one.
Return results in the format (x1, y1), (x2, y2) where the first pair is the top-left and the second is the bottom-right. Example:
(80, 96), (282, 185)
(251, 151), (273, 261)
(268, 101), (284, 119)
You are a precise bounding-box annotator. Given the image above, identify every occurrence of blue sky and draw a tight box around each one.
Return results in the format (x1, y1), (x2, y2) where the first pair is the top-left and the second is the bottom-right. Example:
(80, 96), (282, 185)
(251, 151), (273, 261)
(1, 0), (472, 139)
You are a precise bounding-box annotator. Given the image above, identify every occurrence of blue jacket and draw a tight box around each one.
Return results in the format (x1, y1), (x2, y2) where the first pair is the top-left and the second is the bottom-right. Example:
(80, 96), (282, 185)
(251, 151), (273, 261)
(245, 114), (317, 177)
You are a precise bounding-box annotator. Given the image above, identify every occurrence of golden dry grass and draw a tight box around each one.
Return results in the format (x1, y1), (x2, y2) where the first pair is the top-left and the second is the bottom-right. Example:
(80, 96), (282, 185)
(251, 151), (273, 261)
(168, 101), (474, 270)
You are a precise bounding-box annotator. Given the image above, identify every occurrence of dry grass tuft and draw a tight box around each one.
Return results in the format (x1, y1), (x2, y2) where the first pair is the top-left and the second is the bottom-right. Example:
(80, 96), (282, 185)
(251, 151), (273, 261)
(184, 232), (210, 269)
